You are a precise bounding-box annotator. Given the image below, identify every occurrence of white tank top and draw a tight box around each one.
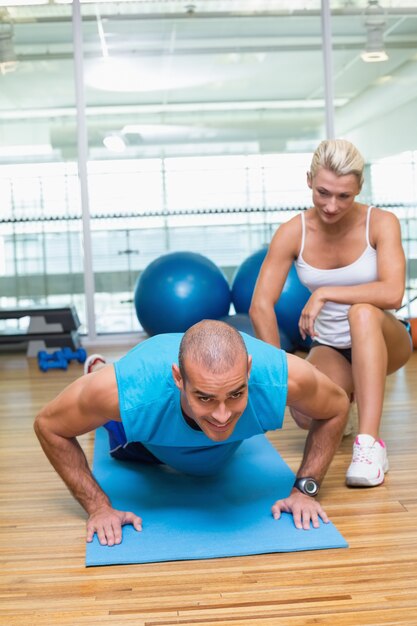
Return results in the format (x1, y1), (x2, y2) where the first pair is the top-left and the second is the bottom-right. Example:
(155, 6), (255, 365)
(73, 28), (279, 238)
(294, 206), (378, 348)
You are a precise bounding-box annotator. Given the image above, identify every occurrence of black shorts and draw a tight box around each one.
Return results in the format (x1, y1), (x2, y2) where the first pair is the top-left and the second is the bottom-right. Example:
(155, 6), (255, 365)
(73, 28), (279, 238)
(104, 420), (163, 464)
(310, 319), (412, 363)
(310, 341), (352, 364)
(399, 318), (413, 346)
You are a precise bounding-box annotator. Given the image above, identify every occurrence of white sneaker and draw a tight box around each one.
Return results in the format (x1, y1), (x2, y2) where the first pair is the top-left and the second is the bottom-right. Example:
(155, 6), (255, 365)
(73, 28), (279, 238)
(343, 402), (357, 437)
(83, 353), (106, 375)
(346, 434), (389, 487)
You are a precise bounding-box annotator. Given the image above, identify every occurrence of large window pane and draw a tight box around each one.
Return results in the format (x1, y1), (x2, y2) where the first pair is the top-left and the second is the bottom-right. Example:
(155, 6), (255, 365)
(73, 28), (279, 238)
(332, 0), (417, 317)
(82, 1), (325, 333)
(0, 5), (85, 334)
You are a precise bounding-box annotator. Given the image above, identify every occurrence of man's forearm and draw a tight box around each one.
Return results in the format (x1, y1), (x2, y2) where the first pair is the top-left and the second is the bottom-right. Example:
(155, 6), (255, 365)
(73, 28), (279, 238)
(34, 419), (110, 515)
(296, 410), (346, 483)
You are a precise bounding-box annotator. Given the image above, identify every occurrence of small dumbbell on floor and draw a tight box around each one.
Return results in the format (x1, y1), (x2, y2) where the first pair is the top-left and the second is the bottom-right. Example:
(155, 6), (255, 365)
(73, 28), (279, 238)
(37, 350), (68, 372)
(60, 347), (87, 364)
(37, 350), (60, 363)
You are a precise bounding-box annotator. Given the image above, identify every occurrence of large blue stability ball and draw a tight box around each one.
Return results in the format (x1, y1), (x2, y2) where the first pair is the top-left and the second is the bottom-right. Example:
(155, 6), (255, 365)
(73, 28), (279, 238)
(231, 247), (312, 347)
(220, 313), (295, 353)
(135, 251), (231, 335)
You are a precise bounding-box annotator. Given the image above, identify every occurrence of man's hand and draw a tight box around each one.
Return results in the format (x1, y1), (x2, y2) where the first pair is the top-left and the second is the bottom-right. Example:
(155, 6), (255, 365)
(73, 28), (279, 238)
(86, 504), (143, 546)
(271, 489), (329, 530)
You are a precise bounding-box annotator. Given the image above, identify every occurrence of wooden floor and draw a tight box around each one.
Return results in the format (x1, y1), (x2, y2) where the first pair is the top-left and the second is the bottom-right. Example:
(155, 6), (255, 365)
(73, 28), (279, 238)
(1, 346), (417, 626)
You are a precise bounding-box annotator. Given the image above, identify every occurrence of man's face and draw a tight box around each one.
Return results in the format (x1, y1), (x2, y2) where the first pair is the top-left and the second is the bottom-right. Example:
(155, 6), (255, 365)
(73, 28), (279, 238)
(172, 354), (252, 442)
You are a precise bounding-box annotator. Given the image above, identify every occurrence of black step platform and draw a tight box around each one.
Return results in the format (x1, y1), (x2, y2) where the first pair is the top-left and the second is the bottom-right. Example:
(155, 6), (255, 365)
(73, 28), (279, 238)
(0, 306), (82, 356)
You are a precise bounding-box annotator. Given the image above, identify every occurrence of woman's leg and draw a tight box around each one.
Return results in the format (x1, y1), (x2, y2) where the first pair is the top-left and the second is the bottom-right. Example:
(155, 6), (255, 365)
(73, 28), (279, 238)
(349, 305), (412, 439)
(307, 345), (354, 394)
(346, 305), (412, 487)
(290, 345), (353, 430)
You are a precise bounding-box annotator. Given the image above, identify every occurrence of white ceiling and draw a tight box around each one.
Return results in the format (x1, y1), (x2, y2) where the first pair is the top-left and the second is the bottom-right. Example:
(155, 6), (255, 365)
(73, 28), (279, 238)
(0, 0), (417, 162)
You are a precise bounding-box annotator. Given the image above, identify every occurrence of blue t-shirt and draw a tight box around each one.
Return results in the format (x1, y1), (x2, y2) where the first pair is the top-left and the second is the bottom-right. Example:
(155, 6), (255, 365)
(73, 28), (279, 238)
(114, 332), (287, 475)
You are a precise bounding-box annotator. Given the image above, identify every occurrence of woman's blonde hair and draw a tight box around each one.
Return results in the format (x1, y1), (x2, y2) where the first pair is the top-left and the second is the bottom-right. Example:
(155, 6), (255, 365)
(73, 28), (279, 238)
(310, 139), (365, 189)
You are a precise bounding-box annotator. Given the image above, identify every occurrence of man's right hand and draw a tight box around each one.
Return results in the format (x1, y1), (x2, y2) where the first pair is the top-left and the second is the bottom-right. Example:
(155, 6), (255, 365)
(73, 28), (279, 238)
(86, 505), (142, 546)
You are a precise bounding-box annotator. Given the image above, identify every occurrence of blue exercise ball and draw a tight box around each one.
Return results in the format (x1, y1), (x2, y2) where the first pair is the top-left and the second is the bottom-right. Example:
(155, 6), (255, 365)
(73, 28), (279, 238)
(220, 313), (295, 353)
(231, 248), (268, 314)
(135, 251), (231, 335)
(231, 247), (311, 345)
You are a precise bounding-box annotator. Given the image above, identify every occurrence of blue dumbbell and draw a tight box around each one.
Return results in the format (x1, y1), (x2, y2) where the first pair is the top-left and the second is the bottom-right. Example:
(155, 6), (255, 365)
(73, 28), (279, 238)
(38, 350), (62, 363)
(60, 347), (87, 364)
(38, 351), (68, 372)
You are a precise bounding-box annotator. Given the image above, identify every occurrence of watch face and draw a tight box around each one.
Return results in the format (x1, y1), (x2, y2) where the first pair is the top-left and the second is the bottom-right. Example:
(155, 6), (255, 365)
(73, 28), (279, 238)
(295, 477), (319, 496)
(304, 479), (318, 495)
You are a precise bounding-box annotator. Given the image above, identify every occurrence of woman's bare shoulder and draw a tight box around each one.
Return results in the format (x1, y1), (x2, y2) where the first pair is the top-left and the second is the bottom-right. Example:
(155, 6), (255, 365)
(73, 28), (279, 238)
(270, 213), (303, 251)
(369, 205), (401, 230)
(369, 205), (399, 221)
(368, 206), (401, 246)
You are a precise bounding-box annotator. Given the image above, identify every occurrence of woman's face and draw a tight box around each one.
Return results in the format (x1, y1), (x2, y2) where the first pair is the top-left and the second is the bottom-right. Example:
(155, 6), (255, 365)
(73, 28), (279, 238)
(308, 168), (361, 224)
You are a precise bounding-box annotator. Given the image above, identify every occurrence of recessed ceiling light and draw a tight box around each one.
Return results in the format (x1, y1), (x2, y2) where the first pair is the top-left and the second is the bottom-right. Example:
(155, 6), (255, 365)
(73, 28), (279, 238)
(361, 50), (389, 63)
(103, 134), (126, 152)
(361, 0), (388, 64)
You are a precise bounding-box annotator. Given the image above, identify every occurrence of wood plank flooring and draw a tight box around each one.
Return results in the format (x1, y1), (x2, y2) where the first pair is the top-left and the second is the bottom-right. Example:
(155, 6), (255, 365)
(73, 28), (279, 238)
(1, 347), (417, 625)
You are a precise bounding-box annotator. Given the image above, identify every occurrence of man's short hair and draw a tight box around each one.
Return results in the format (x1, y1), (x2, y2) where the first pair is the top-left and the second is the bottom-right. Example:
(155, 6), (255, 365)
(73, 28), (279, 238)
(178, 319), (248, 381)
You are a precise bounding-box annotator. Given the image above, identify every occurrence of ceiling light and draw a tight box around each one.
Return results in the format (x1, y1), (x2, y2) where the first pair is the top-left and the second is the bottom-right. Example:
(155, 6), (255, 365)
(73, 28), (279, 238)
(121, 124), (219, 142)
(361, 0), (388, 63)
(103, 134), (126, 153)
(361, 50), (389, 63)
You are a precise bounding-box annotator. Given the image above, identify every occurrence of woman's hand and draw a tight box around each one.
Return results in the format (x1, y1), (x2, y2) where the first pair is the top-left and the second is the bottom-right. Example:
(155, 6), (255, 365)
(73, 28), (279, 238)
(298, 289), (327, 340)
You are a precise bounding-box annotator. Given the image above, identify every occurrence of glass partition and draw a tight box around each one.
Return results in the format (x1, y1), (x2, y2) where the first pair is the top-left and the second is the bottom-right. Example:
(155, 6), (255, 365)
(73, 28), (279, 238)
(0, 4), (84, 335)
(3, 1), (416, 337)
(331, 0), (417, 317)
(81, 1), (325, 333)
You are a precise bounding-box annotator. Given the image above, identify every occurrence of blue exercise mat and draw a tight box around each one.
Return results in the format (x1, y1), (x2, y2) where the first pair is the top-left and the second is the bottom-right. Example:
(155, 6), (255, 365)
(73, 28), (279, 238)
(86, 428), (347, 566)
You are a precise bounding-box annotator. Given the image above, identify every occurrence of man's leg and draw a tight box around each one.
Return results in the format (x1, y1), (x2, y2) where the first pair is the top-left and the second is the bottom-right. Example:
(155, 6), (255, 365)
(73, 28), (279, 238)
(290, 345), (353, 431)
(105, 424), (162, 464)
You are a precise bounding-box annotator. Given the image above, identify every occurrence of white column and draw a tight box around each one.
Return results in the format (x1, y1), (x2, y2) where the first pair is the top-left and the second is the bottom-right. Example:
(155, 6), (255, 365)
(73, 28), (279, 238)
(321, 0), (335, 139)
(72, 0), (97, 340)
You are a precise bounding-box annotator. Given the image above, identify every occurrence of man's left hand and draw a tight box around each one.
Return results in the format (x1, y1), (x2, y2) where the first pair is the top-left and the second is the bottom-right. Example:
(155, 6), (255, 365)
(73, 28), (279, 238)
(271, 489), (329, 530)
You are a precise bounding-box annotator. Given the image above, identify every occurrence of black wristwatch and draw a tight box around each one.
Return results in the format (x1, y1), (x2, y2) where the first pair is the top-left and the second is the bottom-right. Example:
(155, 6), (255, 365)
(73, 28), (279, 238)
(293, 477), (320, 497)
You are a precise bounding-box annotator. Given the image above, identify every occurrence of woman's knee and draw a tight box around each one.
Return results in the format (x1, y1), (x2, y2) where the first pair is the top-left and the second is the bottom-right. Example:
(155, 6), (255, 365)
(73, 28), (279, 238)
(348, 303), (383, 332)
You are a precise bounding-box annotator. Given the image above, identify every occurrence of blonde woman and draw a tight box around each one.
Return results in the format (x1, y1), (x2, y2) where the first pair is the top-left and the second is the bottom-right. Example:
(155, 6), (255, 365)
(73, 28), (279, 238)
(250, 139), (412, 487)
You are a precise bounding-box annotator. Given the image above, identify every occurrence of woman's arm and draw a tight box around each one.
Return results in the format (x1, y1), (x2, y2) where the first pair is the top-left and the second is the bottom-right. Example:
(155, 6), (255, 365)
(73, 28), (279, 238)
(299, 209), (406, 340)
(249, 217), (301, 347)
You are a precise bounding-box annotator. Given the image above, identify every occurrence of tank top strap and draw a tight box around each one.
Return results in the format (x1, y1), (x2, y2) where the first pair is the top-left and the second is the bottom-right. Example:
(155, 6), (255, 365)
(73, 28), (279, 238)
(365, 205), (374, 247)
(298, 212), (306, 256)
